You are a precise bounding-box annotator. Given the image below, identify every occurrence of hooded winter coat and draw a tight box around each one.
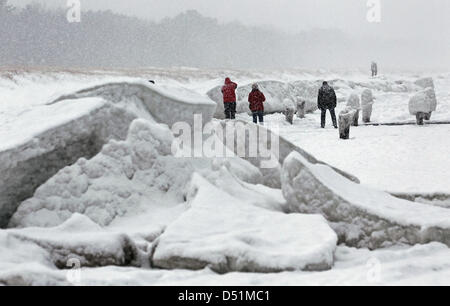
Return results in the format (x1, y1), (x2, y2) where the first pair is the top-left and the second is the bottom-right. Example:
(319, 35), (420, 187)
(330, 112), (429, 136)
(248, 89), (266, 112)
(221, 78), (238, 103)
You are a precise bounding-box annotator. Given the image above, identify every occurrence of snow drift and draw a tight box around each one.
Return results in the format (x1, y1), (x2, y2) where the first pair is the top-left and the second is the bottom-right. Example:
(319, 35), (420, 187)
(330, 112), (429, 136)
(281, 152), (450, 249)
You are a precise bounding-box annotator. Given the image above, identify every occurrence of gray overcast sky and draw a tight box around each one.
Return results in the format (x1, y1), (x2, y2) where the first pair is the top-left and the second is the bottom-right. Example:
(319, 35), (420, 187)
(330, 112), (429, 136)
(8, 0), (450, 41)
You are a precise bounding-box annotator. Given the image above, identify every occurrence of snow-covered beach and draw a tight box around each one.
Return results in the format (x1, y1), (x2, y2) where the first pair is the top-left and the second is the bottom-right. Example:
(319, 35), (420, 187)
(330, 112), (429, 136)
(1, 68), (450, 286)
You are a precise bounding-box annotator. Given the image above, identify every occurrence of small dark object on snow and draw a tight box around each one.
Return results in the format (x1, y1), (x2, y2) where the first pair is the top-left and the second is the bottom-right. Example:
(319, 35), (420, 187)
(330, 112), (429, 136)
(284, 107), (295, 125)
(149, 80), (155, 84)
(416, 112), (427, 125)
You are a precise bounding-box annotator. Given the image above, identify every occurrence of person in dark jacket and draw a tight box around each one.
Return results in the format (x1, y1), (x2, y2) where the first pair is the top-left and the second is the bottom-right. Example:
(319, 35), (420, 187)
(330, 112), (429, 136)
(222, 77), (238, 119)
(248, 83), (266, 124)
(318, 81), (338, 129)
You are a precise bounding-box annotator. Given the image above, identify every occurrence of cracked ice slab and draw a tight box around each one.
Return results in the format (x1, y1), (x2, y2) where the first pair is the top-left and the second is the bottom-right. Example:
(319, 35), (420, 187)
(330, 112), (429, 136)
(281, 151), (450, 249)
(153, 173), (337, 273)
(49, 80), (217, 127)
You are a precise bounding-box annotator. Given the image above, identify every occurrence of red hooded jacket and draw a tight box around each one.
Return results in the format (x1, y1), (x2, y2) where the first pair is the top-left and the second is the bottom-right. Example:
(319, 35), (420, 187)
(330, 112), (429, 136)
(248, 89), (266, 112)
(221, 78), (238, 103)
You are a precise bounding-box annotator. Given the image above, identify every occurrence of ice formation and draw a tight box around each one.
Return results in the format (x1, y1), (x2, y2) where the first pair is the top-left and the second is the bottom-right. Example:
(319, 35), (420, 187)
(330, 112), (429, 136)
(153, 174), (337, 273)
(361, 89), (374, 123)
(281, 152), (450, 249)
(1, 81), (217, 228)
(409, 88), (438, 116)
(0, 98), (136, 228)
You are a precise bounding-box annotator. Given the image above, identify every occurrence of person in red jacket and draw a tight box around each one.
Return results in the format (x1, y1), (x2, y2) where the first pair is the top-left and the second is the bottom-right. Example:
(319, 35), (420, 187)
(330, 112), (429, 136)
(221, 77), (238, 119)
(248, 83), (266, 124)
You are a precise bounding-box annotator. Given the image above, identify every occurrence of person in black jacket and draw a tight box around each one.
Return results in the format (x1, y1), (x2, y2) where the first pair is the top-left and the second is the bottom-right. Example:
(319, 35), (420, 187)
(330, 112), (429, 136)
(318, 81), (338, 129)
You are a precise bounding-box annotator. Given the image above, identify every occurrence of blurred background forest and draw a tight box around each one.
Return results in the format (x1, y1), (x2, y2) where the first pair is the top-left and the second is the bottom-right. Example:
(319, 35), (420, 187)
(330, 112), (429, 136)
(0, 0), (448, 70)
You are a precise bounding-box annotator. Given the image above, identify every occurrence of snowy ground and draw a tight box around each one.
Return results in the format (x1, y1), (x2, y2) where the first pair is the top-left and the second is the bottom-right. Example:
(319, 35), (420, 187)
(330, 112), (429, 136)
(240, 113), (450, 195)
(1, 68), (450, 285)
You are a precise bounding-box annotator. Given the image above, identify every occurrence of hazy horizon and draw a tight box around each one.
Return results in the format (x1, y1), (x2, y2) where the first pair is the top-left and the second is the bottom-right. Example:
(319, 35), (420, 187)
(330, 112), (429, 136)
(9, 0), (450, 37)
(3, 0), (450, 70)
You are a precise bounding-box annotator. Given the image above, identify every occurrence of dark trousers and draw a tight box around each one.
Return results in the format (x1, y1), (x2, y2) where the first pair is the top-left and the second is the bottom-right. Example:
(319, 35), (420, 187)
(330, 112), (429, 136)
(224, 102), (236, 119)
(321, 108), (337, 128)
(252, 111), (264, 124)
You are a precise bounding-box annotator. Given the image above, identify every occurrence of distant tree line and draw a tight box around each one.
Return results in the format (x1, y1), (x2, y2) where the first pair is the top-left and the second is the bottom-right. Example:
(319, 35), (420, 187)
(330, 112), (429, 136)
(0, 1), (444, 70)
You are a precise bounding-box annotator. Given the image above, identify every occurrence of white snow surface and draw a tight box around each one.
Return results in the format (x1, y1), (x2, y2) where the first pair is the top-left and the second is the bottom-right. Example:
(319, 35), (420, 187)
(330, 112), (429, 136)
(0, 98), (106, 152)
(259, 114), (450, 194)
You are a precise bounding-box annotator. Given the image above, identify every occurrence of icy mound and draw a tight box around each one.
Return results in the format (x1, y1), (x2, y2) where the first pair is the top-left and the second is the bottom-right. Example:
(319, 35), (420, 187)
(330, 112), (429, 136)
(50, 81), (217, 127)
(281, 152), (450, 249)
(207, 81), (318, 119)
(10, 119), (264, 229)
(409, 88), (438, 115)
(153, 174), (337, 273)
(9, 119), (182, 228)
(352, 79), (419, 93)
(0, 99), (136, 228)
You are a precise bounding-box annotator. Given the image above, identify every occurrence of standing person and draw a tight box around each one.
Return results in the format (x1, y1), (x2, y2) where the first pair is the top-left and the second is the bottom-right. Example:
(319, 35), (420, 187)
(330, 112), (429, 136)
(222, 77), (238, 119)
(371, 62), (378, 77)
(317, 81), (338, 129)
(248, 83), (266, 124)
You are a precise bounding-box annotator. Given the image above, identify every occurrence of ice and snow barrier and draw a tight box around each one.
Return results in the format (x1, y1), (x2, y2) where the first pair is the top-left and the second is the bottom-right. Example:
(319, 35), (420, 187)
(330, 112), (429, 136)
(153, 174), (337, 273)
(207, 81), (318, 119)
(281, 152), (450, 249)
(50, 81), (217, 127)
(207, 77), (426, 119)
(0, 99), (137, 228)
